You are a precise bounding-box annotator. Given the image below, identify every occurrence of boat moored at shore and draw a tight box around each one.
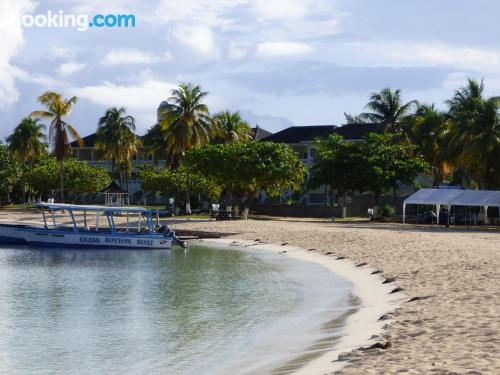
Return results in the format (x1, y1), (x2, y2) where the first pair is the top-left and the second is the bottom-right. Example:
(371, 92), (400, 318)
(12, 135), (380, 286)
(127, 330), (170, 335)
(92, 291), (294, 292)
(0, 203), (183, 249)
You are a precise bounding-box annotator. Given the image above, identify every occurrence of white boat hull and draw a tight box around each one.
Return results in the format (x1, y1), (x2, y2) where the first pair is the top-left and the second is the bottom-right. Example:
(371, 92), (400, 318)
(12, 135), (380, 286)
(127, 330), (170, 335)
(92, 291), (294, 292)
(0, 224), (29, 244)
(22, 230), (173, 249)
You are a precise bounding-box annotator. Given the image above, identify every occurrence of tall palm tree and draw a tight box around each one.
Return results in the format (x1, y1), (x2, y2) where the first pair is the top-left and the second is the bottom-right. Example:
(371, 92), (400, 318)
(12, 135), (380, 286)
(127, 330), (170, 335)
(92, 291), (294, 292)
(411, 104), (450, 187)
(95, 107), (137, 185)
(213, 111), (253, 144)
(344, 112), (369, 124)
(31, 91), (82, 202)
(444, 79), (500, 188)
(157, 83), (212, 214)
(6, 117), (47, 203)
(446, 78), (485, 117)
(360, 88), (418, 133)
(445, 92), (500, 188)
(6, 117), (47, 166)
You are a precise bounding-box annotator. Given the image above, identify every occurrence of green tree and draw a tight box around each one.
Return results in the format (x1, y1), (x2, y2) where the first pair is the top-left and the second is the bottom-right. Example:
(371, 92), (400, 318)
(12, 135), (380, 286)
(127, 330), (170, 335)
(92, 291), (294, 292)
(188, 142), (307, 218)
(155, 83), (213, 213)
(26, 158), (110, 200)
(6, 117), (47, 202)
(6, 117), (47, 166)
(360, 88), (417, 133)
(213, 111), (253, 144)
(31, 91), (82, 202)
(410, 104), (450, 187)
(344, 112), (369, 124)
(0, 143), (23, 203)
(95, 107), (138, 185)
(445, 79), (500, 188)
(309, 133), (429, 216)
(141, 168), (221, 205)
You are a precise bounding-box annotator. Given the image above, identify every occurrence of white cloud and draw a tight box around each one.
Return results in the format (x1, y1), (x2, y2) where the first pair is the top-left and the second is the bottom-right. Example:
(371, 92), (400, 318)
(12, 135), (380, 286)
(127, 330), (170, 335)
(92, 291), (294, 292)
(155, 0), (244, 25)
(0, 0), (36, 106)
(58, 62), (86, 76)
(389, 43), (500, 72)
(173, 25), (219, 58)
(227, 41), (251, 59)
(101, 48), (173, 66)
(251, 0), (328, 20)
(256, 41), (313, 57)
(53, 46), (76, 60)
(75, 80), (177, 112)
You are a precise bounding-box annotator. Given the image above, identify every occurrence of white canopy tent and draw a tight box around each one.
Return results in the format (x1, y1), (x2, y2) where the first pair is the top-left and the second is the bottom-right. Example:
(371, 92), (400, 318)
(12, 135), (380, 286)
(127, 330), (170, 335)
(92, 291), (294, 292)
(403, 189), (500, 225)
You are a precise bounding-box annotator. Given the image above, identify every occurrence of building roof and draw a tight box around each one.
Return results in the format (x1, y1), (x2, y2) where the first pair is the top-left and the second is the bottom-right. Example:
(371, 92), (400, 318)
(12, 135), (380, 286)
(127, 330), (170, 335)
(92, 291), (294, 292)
(252, 126), (272, 140)
(262, 123), (378, 143)
(71, 133), (143, 148)
(71, 133), (97, 148)
(333, 123), (379, 140)
(100, 181), (128, 194)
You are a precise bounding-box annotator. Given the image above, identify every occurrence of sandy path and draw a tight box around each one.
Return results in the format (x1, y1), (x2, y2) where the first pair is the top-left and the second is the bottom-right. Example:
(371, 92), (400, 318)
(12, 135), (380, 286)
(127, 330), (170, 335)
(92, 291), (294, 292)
(166, 219), (500, 374)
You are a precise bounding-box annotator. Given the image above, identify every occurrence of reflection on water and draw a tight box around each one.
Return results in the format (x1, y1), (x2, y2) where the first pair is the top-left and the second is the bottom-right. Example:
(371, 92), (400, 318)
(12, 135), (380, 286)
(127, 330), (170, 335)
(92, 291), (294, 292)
(0, 245), (353, 375)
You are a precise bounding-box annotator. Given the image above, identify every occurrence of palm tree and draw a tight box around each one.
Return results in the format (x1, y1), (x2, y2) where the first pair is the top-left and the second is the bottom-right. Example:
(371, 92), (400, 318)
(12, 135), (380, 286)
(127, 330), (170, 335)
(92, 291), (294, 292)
(411, 104), (450, 187)
(446, 78), (485, 117)
(213, 111), (253, 144)
(360, 88), (418, 133)
(344, 112), (369, 124)
(95, 107), (137, 185)
(31, 91), (82, 202)
(156, 83), (212, 214)
(6, 117), (47, 203)
(444, 79), (500, 188)
(6, 117), (46, 166)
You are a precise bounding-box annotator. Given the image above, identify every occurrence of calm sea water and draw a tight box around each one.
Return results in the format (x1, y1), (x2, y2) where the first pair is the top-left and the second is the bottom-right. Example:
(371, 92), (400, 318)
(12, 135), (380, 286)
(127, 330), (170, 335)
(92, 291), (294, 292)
(0, 244), (354, 375)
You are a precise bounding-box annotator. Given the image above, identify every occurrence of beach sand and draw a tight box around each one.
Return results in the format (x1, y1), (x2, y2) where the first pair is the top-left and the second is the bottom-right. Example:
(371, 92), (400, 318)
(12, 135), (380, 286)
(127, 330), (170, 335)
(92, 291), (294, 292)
(166, 218), (500, 374)
(1, 210), (499, 374)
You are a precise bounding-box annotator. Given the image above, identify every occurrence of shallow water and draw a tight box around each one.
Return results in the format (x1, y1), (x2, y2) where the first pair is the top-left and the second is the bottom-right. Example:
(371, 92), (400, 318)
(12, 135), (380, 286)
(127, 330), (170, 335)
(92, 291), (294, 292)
(0, 244), (354, 374)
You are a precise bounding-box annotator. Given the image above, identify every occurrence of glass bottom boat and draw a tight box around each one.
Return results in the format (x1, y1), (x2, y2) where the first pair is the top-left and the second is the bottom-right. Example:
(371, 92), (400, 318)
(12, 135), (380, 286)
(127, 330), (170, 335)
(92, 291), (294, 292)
(0, 203), (184, 249)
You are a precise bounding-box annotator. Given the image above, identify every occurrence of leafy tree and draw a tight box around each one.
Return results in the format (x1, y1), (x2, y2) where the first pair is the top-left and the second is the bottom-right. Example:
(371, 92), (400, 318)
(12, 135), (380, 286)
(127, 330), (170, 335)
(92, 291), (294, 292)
(360, 88), (417, 133)
(26, 158), (110, 200)
(0, 143), (23, 203)
(95, 107), (138, 186)
(213, 111), (253, 144)
(310, 133), (429, 215)
(31, 91), (83, 202)
(187, 142), (307, 217)
(154, 83), (213, 213)
(141, 168), (221, 205)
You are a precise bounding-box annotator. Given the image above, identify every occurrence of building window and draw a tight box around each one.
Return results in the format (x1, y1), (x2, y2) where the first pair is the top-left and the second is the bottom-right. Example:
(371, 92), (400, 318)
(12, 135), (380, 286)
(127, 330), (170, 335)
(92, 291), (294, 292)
(310, 148), (316, 158)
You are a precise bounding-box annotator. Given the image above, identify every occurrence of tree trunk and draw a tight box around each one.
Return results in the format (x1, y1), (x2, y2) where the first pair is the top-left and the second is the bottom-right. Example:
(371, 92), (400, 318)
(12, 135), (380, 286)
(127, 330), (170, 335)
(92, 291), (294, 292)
(373, 191), (380, 218)
(185, 172), (191, 214)
(242, 193), (254, 220)
(60, 160), (65, 203)
(226, 181), (233, 212)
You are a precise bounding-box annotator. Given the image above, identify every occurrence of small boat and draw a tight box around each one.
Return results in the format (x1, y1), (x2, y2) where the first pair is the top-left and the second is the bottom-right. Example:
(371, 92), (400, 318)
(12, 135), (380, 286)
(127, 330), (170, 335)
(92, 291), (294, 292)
(0, 203), (185, 249)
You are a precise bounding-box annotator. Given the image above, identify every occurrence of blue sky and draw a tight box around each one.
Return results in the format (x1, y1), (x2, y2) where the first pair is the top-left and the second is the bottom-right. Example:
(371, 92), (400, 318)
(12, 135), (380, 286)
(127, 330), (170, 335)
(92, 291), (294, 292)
(1, 0), (500, 139)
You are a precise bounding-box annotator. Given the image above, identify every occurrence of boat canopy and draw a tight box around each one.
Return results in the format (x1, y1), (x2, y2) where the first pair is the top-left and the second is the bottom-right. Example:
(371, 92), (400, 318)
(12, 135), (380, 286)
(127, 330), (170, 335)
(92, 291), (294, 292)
(35, 203), (153, 214)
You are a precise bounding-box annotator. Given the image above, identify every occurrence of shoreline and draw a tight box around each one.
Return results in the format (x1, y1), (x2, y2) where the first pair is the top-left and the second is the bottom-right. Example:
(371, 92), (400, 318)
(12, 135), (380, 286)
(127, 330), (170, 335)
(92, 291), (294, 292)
(197, 238), (403, 374)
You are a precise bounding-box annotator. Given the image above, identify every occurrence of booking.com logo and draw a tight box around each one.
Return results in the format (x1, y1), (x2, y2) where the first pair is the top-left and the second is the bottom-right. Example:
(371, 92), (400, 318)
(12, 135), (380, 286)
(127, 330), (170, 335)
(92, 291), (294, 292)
(11, 10), (136, 32)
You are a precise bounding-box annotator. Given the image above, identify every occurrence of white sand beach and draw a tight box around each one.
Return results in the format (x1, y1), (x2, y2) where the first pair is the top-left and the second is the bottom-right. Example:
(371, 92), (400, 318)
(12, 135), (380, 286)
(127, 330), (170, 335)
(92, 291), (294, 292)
(167, 219), (500, 374)
(1, 210), (499, 374)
